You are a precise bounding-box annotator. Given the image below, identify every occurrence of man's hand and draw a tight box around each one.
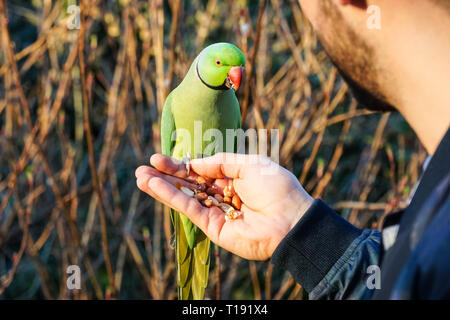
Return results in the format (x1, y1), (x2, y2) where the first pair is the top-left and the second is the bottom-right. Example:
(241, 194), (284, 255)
(135, 153), (313, 260)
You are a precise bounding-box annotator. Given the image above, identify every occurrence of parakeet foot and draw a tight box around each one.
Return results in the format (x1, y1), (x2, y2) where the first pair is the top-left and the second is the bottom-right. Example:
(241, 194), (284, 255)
(181, 151), (192, 176)
(169, 233), (175, 249)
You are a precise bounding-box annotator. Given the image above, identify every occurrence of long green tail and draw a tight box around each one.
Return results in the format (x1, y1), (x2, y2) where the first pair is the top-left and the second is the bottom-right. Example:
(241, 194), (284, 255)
(171, 209), (210, 299)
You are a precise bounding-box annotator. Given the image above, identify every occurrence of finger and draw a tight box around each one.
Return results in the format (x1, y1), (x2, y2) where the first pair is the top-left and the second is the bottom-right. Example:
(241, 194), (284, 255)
(136, 171), (159, 200)
(136, 165), (197, 189)
(213, 178), (229, 191)
(136, 170), (194, 212)
(150, 154), (199, 180)
(137, 163), (230, 197)
(189, 153), (252, 179)
(146, 176), (226, 242)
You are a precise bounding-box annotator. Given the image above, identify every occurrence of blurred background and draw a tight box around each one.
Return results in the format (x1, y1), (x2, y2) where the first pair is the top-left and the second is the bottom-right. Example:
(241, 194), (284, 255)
(0, 0), (426, 299)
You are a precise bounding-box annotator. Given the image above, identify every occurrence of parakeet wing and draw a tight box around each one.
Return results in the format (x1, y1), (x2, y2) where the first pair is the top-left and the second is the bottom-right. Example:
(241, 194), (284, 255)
(161, 93), (175, 157)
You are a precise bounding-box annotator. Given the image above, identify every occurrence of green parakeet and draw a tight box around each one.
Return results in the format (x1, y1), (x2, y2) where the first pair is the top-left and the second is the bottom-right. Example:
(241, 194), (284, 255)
(160, 42), (245, 299)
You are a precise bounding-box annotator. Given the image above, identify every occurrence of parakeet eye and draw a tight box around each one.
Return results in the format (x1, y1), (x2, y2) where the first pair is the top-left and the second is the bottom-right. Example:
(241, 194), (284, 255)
(215, 59), (222, 66)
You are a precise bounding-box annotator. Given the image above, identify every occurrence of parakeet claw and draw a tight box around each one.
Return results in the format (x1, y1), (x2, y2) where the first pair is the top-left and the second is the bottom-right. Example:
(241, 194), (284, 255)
(182, 152), (191, 176)
(169, 233), (175, 249)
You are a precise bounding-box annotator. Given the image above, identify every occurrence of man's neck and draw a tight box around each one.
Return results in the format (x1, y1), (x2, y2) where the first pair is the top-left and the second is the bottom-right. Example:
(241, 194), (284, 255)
(401, 108), (449, 155)
(383, 2), (450, 154)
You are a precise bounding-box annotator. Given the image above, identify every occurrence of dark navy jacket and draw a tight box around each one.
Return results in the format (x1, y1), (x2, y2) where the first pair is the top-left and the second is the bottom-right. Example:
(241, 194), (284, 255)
(271, 129), (450, 299)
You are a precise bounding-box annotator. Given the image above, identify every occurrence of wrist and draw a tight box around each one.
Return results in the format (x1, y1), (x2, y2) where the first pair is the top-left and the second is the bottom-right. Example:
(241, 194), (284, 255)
(288, 191), (314, 232)
(268, 190), (314, 257)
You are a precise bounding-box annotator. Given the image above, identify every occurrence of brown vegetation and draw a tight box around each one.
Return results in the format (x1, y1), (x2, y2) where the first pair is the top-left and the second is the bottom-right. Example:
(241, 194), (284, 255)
(0, 0), (426, 299)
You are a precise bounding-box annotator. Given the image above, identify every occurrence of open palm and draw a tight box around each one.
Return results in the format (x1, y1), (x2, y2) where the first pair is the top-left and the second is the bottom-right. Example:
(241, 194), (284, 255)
(135, 153), (313, 260)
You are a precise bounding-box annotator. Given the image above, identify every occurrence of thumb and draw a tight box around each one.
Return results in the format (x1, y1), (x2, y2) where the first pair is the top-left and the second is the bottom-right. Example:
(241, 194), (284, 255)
(190, 153), (268, 179)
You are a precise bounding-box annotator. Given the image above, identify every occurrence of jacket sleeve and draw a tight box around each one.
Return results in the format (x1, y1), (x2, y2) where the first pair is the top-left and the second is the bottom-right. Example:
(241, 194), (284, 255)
(271, 199), (381, 299)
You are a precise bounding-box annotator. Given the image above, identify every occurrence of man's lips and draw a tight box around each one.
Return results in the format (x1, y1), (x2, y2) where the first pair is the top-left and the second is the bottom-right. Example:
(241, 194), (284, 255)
(226, 66), (244, 91)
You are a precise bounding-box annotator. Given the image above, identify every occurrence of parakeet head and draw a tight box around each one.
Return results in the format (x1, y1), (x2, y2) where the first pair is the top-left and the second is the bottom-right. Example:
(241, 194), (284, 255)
(196, 42), (246, 91)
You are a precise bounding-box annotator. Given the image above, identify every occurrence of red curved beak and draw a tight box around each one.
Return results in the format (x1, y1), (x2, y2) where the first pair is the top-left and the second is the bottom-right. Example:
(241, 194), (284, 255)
(227, 66), (244, 91)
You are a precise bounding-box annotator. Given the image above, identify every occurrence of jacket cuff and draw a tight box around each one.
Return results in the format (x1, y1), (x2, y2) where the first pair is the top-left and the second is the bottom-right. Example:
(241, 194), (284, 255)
(271, 199), (363, 292)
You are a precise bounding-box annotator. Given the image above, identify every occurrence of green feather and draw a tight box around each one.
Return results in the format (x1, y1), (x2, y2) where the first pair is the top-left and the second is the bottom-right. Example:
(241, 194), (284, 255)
(161, 42), (244, 300)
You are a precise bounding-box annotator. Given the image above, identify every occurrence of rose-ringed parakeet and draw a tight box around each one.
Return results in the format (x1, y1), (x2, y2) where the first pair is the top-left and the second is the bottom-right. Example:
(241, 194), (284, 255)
(160, 42), (245, 299)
